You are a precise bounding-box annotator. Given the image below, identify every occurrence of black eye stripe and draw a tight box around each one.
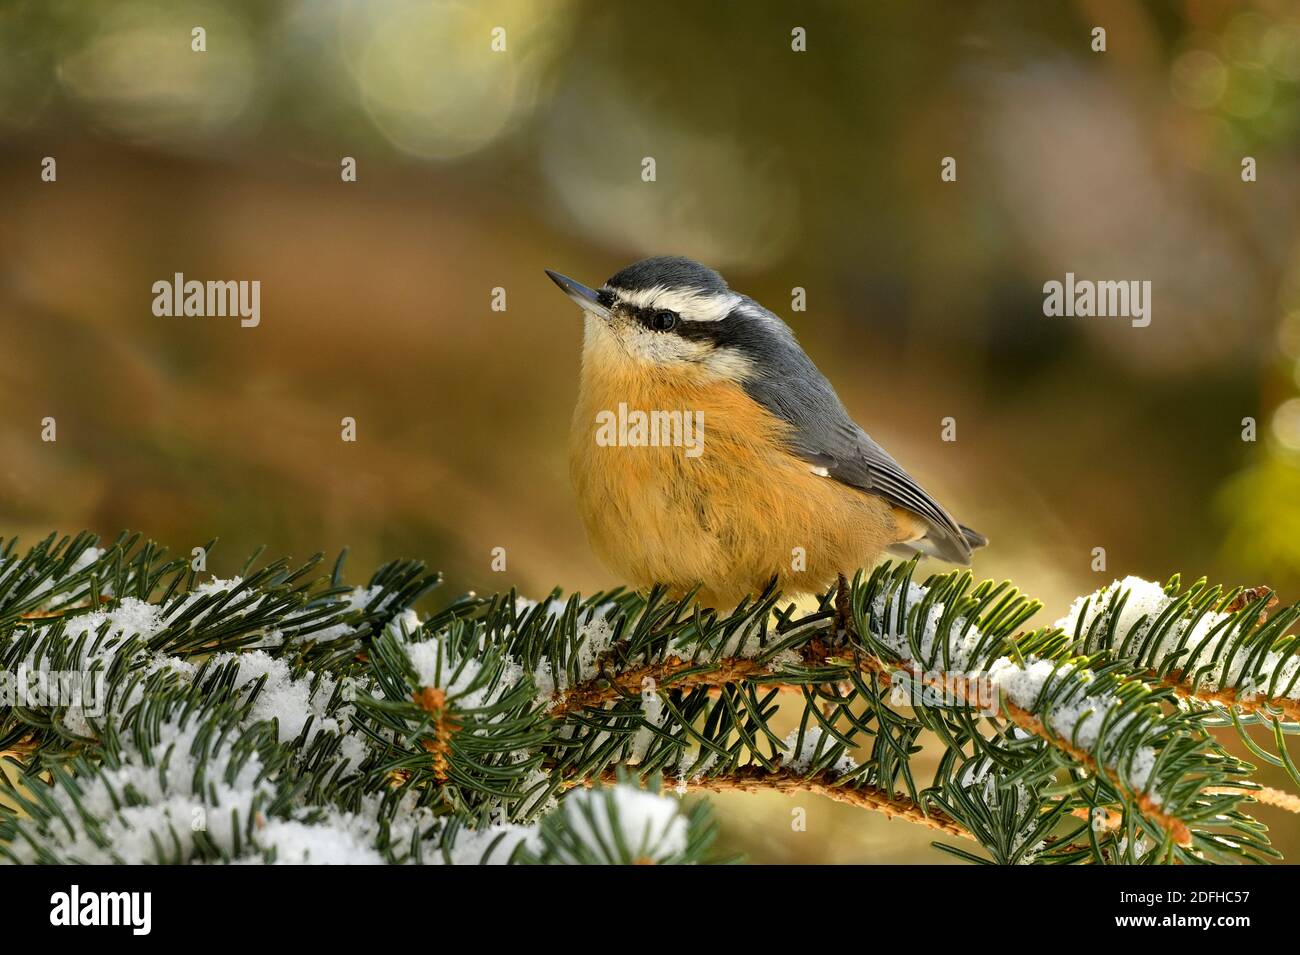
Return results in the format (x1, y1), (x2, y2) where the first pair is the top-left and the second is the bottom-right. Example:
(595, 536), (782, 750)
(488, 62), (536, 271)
(675, 312), (748, 346)
(673, 320), (712, 340)
(627, 307), (743, 342)
(614, 297), (742, 340)
(608, 292), (764, 355)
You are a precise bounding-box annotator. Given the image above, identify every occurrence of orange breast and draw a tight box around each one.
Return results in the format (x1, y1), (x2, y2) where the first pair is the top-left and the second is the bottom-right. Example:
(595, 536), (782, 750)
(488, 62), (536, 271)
(569, 360), (903, 607)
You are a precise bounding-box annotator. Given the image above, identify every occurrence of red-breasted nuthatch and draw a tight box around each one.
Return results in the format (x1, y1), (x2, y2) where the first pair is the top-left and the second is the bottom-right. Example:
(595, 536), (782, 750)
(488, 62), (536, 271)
(546, 256), (986, 609)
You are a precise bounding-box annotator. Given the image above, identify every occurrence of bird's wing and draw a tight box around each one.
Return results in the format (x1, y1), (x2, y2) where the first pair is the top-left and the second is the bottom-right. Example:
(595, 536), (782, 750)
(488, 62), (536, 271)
(793, 424), (973, 564)
(732, 301), (974, 563)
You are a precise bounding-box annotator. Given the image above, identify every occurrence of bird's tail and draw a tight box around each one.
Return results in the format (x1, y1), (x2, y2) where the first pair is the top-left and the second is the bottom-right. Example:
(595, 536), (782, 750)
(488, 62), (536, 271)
(887, 523), (989, 566)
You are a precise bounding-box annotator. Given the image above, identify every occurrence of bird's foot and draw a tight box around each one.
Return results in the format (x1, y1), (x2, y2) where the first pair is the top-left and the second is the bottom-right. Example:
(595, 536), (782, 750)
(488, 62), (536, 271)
(834, 573), (853, 639)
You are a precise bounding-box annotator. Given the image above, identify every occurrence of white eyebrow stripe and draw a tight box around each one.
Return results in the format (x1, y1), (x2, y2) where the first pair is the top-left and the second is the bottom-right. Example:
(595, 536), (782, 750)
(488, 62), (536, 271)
(607, 285), (742, 323)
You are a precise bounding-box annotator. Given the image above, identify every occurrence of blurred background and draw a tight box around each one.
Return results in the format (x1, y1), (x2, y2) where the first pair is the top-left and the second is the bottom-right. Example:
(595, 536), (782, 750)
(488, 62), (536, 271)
(3, 0), (1300, 862)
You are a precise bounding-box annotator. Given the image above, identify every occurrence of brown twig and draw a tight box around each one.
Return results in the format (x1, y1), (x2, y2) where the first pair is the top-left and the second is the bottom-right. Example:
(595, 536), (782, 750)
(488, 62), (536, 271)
(1071, 783), (1300, 834)
(1207, 784), (1300, 815)
(1156, 673), (1300, 723)
(567, 766), (974, 840)
(549, 656), (774, 716)
(412, 687), (459, 781)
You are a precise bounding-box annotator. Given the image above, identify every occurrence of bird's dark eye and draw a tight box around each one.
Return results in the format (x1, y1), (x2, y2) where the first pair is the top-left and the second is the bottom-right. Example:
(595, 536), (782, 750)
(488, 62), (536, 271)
(650, 309), (678, 332)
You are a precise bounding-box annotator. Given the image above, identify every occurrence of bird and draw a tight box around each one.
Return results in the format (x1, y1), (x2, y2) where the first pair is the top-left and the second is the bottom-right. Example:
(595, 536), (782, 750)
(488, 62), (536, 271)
(546, 255), (986, 611)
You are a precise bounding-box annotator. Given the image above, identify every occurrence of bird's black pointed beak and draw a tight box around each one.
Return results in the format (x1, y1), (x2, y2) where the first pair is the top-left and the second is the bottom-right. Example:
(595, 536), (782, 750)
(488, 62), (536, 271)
(545, 269), (612, 320)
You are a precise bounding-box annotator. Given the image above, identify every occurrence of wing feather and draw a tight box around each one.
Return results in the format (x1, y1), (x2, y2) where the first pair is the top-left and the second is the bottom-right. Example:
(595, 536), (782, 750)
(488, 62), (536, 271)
(802, 435), (972, 563)
(728, 299), (976, 564)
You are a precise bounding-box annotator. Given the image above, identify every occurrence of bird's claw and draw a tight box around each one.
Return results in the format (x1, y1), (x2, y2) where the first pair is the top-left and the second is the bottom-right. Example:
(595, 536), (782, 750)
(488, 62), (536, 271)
(834, 573), (852, 639)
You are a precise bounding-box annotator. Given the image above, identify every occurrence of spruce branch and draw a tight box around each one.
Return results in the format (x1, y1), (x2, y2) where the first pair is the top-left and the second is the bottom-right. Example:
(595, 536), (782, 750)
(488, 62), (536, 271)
(859, 654), (1195, 845)
(1, 532), (1296, 864)
(1054, 574), (1300, 792)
